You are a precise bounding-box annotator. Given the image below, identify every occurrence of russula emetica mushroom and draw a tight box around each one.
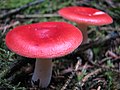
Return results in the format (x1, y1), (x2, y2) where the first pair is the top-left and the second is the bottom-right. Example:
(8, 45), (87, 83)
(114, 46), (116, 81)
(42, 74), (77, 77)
(58, 6), (113, 44)
(5, 22), (83, 88)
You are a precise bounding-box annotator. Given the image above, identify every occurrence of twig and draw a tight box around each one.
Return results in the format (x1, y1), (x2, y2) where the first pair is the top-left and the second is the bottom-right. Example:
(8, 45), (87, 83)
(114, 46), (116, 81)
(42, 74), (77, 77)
(100, 27), (120, 31)
(104, 0), (116, 8)
(85, 51), (120, 74)
(60, 64), (92, 75)
(73, 52), (120, 89)
(15, 14), (60, 18)
(75, 31), (120, 53)
(73, 63), (88, 90)
(60, 59), (82, 90)
(80, 68), (103, 86)
(86, 56), (120, 74)
(105, 50), (119, 59)
(98, 57), (112, 64)
(0, 0), (44, 19)
(101, 65), (120, 74)
(0, 21), (20, 31)
(97, 86), (101, 90)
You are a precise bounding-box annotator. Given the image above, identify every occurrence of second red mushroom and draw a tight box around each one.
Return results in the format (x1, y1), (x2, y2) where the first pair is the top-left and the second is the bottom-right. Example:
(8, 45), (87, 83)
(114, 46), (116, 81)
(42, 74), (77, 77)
(58, 6), (113, 44)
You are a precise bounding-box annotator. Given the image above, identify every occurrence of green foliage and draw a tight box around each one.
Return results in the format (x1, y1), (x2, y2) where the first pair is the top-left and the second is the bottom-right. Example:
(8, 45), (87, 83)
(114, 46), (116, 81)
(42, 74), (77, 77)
(0, 0), (33, 9)
(107, 60), (114, 67)
(77, 69), (87, 81)
(93, 47), (100, 56)
(0, 0), (75, 14)
(0, 48), (15, 61)
(24, 0), (75, 14)
(109, 8), (120, 21)
(104, 71), (114, 89)
(0, 78), (26, 89)
(104, 60), (114, 89)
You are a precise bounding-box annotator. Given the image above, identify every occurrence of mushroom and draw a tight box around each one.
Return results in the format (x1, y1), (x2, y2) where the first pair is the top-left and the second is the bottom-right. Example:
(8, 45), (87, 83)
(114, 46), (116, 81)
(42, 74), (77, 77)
(5, 22), (83, 88)
(58, 6), (113, 44)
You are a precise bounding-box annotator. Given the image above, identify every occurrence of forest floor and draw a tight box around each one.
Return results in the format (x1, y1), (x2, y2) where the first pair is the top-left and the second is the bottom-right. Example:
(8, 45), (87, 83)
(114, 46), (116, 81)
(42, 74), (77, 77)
(0, 0), (120, 90)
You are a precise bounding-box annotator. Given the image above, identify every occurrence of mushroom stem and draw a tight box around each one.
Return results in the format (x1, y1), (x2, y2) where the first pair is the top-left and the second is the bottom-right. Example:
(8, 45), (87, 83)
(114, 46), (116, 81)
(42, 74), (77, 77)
(32, 58), (52, 88)
(77, 24), (88, 44)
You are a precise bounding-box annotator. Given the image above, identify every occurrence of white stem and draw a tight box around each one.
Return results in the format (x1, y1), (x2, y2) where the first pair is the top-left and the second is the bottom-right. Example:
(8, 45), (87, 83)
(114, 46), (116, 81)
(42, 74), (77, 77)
(32, 58), (52, 88)
(77, 24), (88, 44)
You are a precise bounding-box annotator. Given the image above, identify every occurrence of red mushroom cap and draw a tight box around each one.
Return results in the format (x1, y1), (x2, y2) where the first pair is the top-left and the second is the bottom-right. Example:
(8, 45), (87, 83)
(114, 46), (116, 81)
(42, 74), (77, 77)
(58, 6), (113, 26)
(5, 22), (83, 58)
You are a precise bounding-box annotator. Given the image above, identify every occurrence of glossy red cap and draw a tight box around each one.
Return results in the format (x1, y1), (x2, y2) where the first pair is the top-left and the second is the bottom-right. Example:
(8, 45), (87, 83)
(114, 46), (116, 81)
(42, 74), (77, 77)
(5, 22), (83, 58)
(58, 6), (113, 26)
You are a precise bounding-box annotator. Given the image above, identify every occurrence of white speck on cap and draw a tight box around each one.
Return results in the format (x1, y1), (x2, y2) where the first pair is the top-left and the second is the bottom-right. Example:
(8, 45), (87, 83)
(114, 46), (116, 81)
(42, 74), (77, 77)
(93, 11), (105, 15)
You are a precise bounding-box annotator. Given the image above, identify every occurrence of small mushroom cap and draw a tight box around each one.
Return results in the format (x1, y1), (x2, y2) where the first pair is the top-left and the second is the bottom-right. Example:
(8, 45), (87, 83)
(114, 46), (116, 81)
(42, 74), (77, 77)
(58, 6), (113, 26)
(5, 22), (83, 58)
